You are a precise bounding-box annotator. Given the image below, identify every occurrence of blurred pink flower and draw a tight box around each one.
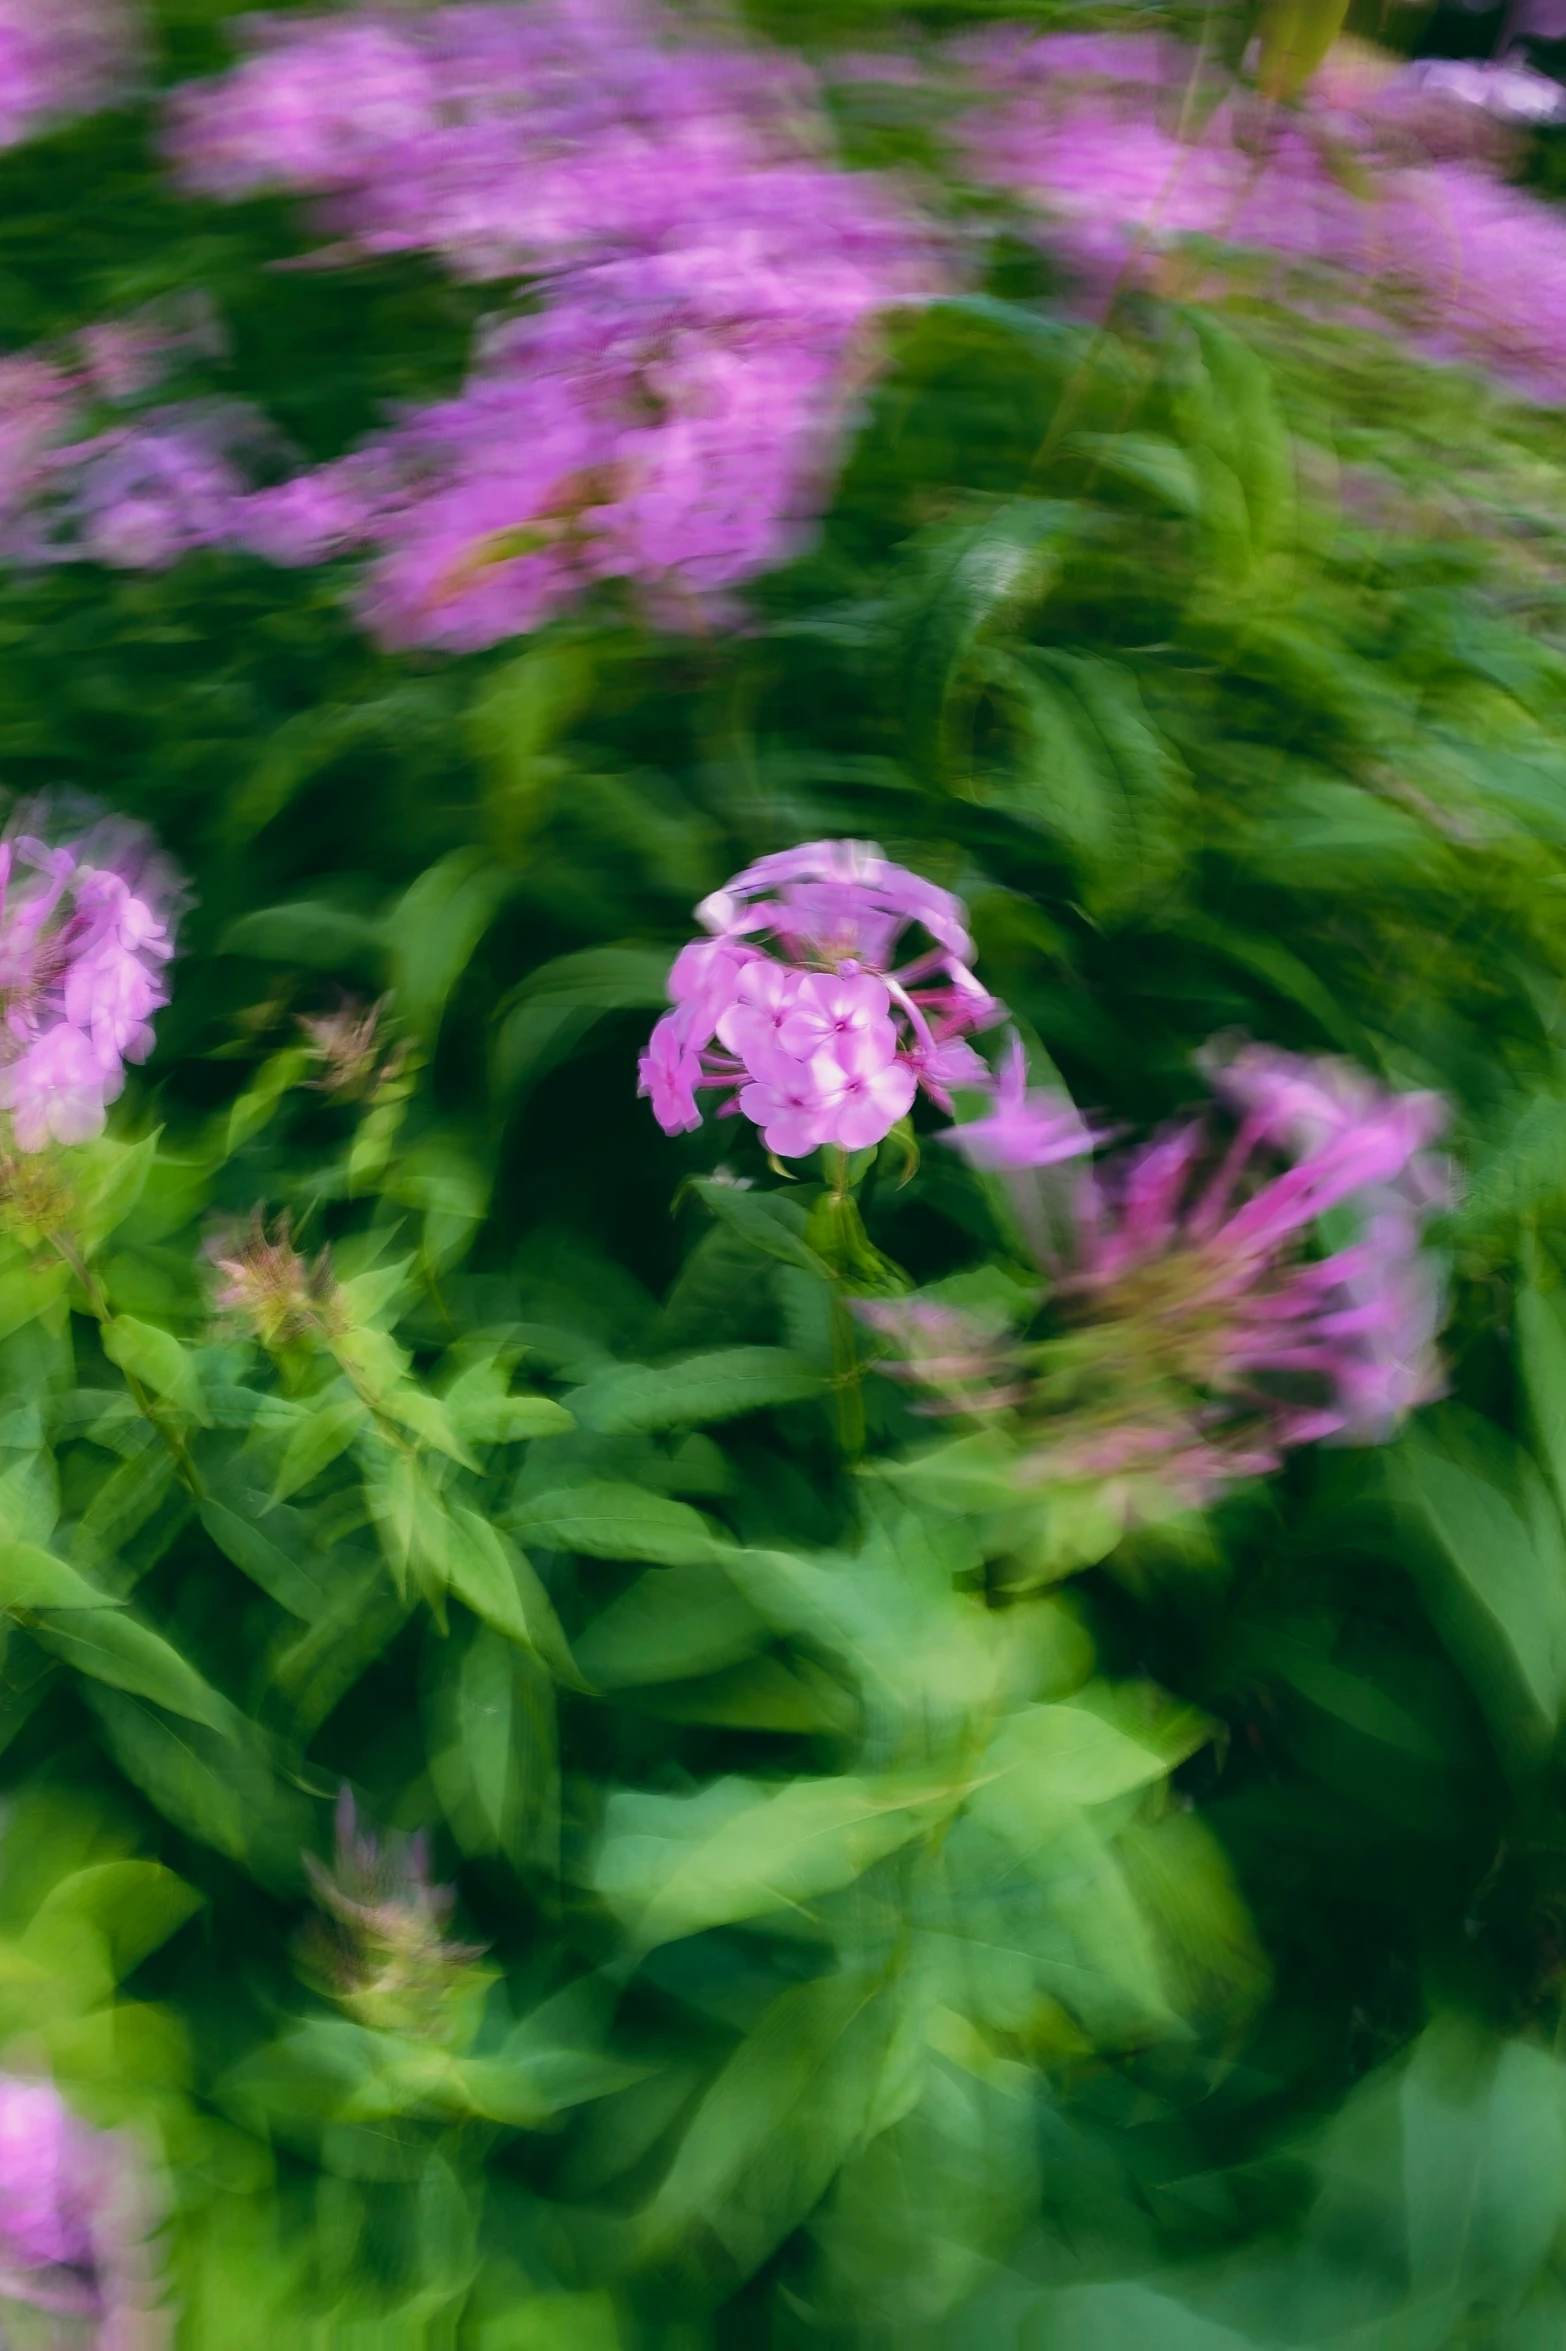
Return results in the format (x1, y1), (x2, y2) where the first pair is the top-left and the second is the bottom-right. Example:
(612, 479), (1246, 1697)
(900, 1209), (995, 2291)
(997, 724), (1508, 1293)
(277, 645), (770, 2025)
(876, 1041), (1450, 1509)
(0, 812), (180, 1154)
(953, 30), (1566, 403)
(0, 2073), (164, 2342)
(0, 0), (140, 151)
(160, 1), (942, 645)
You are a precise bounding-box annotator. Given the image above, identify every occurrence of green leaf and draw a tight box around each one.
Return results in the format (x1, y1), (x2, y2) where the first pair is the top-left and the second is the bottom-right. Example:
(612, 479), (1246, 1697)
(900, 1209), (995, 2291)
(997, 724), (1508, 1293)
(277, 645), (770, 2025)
(426, 1619), (542, 1862)
(569, 1347), (822, 1435)
(269, 1391), (370, 1504)
(1257, 0), (1353, 98)
(73, 1442), (181, 1585)
(593, 1772), (949, 1949)
(0, 1538), (121, 1613)
(1017, 2284), (1260, 2351)
(198, 1498), (329, 1622)
(1066, 431), (1203, 517)
(466, 638), (595, 853)
(1519, 1248), (1566, 1514)
(378, 1381), (479, 1468)
(493, 945), (673, 1103)
(451, 1392), (574, 1445)
(467, 2290), (622, 2351)
(1390, 1414), (1566, 1769)
(28, 1858), (202, 1980)
(987, 1695), (1204, 1807)
(83, 1688), (309, 1890)
(71, 1132), (160, 1254)
(390, 848), (515, 1045)
(574, 1561), (769, 1690)
(34, 1605), (235, 1732)
(219, 900), (385, 973)
(0, 1259), (71, 1344)
(444, 1506), (582, 1683)
(100, 1315), (207, 1422)
(688, 1180), (827, 1277)
(900, 499), (1072, 781)
(1399, 2016), (1566, 2313)
(509, 1482), (725, 1567)
(624, 1655), (856, 1735)
(265, 1559), (411, 1739)
(1002, 649), (1188, 919)
(220, 1047), (314, 1158)
(644, 1969), (899, 2278)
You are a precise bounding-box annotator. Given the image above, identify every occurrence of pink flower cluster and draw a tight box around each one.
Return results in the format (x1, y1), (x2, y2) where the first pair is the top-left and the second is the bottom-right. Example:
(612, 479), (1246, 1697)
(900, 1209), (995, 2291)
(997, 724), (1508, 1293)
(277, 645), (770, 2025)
(0, 299), (252, 574)
(640, 841), (1001, 1159)
(0, 0), (140, 152)
(867, 1039), (1449, 1507)
(146, 0), (940, 649)
(0, 2073), (157, 2336)
(0, 812), (178, 1151)
(951, 32), (1566, 405)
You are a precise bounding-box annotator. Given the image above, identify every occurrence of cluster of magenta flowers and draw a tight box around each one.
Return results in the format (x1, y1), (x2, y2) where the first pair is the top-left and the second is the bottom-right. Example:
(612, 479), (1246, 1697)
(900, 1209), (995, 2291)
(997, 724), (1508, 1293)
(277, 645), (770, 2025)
(639, 841), (1001, 1158)
(947, 32), (1566, 404)
(0, 810), (178, 1152)
(864, 1033), (1450, 1509)
(40, 0), (932, 650)
(4, 12), (1566, 630)
(0, 2072), (158, 2337)
(0, 0), (139, 152)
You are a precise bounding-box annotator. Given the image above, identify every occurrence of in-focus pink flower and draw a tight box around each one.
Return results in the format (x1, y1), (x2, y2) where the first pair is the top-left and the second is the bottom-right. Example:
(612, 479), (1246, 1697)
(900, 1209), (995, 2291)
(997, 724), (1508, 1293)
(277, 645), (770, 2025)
(810, 1027), (918, 1150)
(641, 839), (1001, 1159)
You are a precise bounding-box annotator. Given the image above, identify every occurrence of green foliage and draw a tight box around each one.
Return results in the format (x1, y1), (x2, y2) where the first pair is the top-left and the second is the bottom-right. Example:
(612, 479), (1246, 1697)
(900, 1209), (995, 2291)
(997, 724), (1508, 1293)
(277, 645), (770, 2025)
(10, 11), (1566, 2344)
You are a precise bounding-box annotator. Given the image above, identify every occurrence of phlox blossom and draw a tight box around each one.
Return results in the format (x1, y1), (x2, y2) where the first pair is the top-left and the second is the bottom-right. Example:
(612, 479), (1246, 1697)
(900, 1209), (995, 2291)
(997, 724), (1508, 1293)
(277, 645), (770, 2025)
(639, 839), (1001, 1160)
(869, 1040), (1450, 1512)
(0, 812), (180, 1153)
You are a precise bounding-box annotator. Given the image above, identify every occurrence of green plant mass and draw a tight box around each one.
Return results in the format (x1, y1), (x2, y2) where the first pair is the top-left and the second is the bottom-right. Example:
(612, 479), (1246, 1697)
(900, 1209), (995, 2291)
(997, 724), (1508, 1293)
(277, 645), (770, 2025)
(5, 1), (1566, 2344)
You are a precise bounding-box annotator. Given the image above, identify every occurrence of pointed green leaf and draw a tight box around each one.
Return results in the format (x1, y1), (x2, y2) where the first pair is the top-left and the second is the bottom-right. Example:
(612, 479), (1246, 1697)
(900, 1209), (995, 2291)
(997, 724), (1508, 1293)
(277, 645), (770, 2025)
(510, 1482), (724, 1567)
(101, 1315), (207, 1422)
(595, 1772), (950, 1949)
(570, 1348), (822, 1435)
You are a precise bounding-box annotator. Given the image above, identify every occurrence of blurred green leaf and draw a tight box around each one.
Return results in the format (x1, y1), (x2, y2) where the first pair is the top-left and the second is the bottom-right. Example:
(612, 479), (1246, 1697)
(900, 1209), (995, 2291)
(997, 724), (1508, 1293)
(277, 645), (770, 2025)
(594, 1771), (951, 1948)
(569, 1347), (822, 1435)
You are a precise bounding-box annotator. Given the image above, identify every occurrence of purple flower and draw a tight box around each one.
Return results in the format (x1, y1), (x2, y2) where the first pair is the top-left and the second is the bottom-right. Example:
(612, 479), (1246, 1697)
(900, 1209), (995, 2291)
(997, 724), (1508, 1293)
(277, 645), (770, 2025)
(942, 1034), (1097, 1172)
(0, 2074), (161, 2338)
(641, 840), (1001, 1160)
(810, 1027), (918, 1151)
(637, 1011), (704, 1137)
(0, 0), (140, 152)
(775, 969), (898, 1064)
(0, 812), (180, 1154)
(160, 2), (942, 647)
(737, 1041), (836, 1160)
(56, 411), (249, 571)
(871, 1040), (1450, 1514)
(0, 357), (82, 559)
(229, 463), (374, 568)
(951, 29), (1566, 404)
